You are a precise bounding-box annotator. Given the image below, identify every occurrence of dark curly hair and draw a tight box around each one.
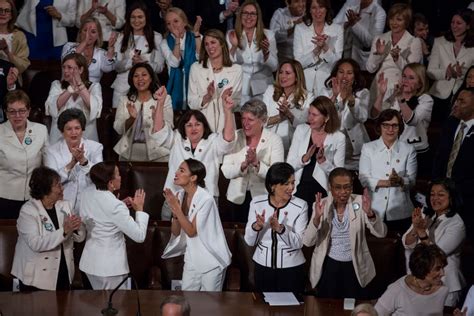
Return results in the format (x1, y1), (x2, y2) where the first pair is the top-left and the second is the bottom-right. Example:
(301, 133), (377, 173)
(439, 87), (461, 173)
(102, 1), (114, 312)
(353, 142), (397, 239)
(409, 244), (447, 280)
(29, 167), (61, 200)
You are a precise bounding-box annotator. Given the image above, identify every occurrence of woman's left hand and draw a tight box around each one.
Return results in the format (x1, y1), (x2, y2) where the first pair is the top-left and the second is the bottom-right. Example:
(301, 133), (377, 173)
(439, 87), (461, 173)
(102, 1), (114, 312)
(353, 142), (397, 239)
(130, 189), (146, 212)
(63, 214), (82, 235)
(316, 147), (326, 164)
(163, 188), (181, 216)
(70, 144), (86, 164)
(269, 211), (283, 233)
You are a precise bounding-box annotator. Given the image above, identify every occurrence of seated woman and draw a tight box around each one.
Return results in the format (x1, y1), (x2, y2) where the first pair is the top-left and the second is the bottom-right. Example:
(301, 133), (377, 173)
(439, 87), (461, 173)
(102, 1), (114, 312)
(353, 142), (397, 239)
(263, 59), (313, 153)
(0, 90), (48, 219)
(151, 93), (236, 220)
(244, 162), (308, 293)
(321, 58), (370, 171)
(227, 0), (278, 105)
(188, 28), (242, 133)
(160, 7), (201, 111)
(79, 162), (149, 290)
(402, 179), (466, 307)
(113, 62), (173, 162)
(372, 63), (433, 177)
(304, 167), (387, 299)
(375, 243), (449, 316)
(221, 99), (284, 222)
(45, 53), (102, 144)
(162, 159), (231, 291)
(287, 96), (345, 219)
(11, 166), (85, 291)
(44, 109), (103, 212)
(62, 17), (116, 83)
(359, 109), (417, 233)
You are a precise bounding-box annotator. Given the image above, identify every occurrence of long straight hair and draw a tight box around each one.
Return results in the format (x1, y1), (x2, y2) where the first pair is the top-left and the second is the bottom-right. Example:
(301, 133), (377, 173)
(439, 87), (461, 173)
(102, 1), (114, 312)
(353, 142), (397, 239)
(234, 0), (266, 51)
(120, 1), (156, 53)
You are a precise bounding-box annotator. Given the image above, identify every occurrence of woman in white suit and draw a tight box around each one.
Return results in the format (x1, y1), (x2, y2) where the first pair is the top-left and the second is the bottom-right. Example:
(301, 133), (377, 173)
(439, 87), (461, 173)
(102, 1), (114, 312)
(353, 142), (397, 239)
(403, 179), (466, 307)
(11, 167), (85, 291)
(287, 96), (346, 220)
(227, 0), (278, 106)
(221, 99), (284, 222)
(293, 0), (343, 94)
(359, 109), (417, 232)
(188, 28), (242, 133)
(79, 162), (149, 290)
(366, 3), (422, 103)
(427, 9), (474, 122)
(44, 109), (103, 212)
(162, 159), (231, 291)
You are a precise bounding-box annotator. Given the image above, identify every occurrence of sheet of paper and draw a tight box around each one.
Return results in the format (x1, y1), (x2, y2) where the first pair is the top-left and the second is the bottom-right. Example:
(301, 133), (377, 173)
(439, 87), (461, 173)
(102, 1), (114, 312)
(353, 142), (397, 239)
(263, 292), (300, 306)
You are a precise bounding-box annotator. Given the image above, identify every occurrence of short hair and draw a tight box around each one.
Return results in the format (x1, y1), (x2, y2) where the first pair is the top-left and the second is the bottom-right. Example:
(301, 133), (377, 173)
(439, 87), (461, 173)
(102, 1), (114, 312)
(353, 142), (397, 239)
(324, 58), (365, 93)
(424, 178), (462, 219)
(184, 158), (206, 188)
(4, 90), (31, 109)
(90, 162), (117, 191)
(241, 99), (268, 121)
(61, 53), (91, 90)
(127, 62), (160, 101)
(165, 7), (191, 31)
(387, 3), (412, 29)
(403, 63), (429, 96)
(273, 59), (308, 107)
(310, 96), (340, 133)
(29, 167), (61, 200)
(0, 0), (18, 32)
(57, 108), (87, 132)
(375, 109), (405, 136)
(77, 17), (103, 48)
(409, 244), (447, 280)
(199, 29), (233, 68)
(303, 0), (333, 26)
(176, 110), (213, 140)
(265, 162), (295, 194)
(328, 167), (354, 187)
(444, 9), (474, 48)
(413, 13), (429, 26)
(351, 303), (378, 316)
(160, 295), (190, 316)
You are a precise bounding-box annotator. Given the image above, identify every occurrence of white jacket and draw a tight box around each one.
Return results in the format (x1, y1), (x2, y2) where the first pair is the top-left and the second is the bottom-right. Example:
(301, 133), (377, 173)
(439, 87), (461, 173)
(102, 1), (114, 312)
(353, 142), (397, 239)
(76, 0), (125, 41)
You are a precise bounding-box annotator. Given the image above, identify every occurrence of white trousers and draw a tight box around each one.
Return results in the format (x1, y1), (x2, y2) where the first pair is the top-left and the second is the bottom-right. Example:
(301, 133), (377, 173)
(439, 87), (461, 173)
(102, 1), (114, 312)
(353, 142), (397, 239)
(86, 273), (129, 290)
(181, 264), (226, 291)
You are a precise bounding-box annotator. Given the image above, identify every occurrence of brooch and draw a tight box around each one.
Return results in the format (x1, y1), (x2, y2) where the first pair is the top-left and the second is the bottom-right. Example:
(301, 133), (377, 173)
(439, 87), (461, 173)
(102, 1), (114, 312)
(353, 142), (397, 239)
(352, 203), (360, 211)
(184, 146), (191, 152)
(24, 136), (32, 145)
(91, 58), (97, 64)
(44, 223), (54, 232)
(217, 78), (229, 89)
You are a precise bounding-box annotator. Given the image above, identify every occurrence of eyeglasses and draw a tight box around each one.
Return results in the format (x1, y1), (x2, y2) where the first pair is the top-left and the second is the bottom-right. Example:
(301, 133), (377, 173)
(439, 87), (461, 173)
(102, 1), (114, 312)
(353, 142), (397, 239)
(6, 108), (28, 116)
(0, 8), (12, 14)
(241, 11), (258, 17)
(381, 123), (400, 130)
(332, 184), (353, 192)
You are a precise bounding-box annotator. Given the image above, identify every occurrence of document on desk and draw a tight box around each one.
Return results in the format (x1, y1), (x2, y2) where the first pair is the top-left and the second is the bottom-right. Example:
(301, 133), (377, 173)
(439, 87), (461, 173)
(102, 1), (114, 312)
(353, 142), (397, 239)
(263, 292), (300, 306)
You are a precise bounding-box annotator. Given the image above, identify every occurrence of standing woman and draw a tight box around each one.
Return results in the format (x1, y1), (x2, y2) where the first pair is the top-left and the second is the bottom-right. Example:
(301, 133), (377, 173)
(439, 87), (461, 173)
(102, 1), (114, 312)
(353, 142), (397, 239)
(227, 0), (278, 106)
(427, 9), (474, 122)
(293, 0), (343, 94)
(263, 59), (313, 153)
(0, 90), (48, 219)
(244, 162), (308, 293)
(45, 53), (102, 144)
(0, 0), (30, 75)
(44, 109), (103, 212)
(62, 17), (116, 83)
(161, 7), (201, 111)
(162, 159), (231, 291)
(79, 162), (149, 290)
(113, 63), (173, 162)
(359, 109), (417, 233)
(188, 29), (242, 133)
(402, 179), (466, 307)
(287, 96), (346, 219)
(16, 0), (75, 60)
(322, 58), (370, 171)
(366, 3), (422, 103)
(11, 166), (85, 291)
(111, 1), (164, 108)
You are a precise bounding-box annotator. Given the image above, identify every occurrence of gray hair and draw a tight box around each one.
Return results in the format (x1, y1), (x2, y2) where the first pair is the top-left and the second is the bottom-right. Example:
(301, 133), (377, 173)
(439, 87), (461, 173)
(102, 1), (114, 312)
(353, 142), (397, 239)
(351, 303), (378, 316)
(241, 98), (268, 121)
(160, 295), (191, 316)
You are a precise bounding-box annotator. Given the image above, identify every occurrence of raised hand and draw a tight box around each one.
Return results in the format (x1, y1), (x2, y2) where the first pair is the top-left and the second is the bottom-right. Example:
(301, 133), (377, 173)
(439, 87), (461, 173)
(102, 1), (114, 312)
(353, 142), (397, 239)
(253, 209), (266, 230)
(375, 38), (386, 55)
(163, 188), (181, 216)
(130, 188), (146, 212)
(377, 72), (388, 97)
(362, 188), (373, 215)
(222, 87), (234, 110)
(229, 30), (239, 48)
(345, 9), (361, 28)
(132, 50), (143, 65)
(339, 78), (353, 101)
(154, 85), (168, 104)
(126, 102), (138, 119)
(6, 67), (18, 88)
(246, 147), (258, 167)
(411, 207), (426, 231)
(193, 16), (202, 35)
(313, 192), (325, 227)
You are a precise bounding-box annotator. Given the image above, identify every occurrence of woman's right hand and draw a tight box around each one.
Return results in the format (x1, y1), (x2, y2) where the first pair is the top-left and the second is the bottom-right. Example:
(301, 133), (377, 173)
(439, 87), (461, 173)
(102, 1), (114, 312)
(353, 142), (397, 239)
(253, 209), (265, 231)
(130, 189), (146, 212)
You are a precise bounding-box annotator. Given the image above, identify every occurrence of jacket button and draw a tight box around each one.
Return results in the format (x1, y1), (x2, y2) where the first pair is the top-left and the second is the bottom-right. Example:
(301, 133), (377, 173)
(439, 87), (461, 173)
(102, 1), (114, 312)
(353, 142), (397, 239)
(45, 257), (48, 259)
(351, 140), (355, 142)
(386, 174), (389, 177)
(384, 197), (387, 200)
(43, 269), (47, 271)
(386, 162), (389, 165)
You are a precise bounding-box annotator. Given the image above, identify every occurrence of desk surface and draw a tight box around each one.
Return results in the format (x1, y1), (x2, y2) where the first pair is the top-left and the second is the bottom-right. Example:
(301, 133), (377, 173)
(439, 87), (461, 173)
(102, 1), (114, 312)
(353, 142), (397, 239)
(0, 290), (357, 315)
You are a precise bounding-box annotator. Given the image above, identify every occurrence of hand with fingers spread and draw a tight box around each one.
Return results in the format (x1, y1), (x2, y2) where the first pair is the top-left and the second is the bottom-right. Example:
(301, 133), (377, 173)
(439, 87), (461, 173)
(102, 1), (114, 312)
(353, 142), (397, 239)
(193, 16), (202, 36)
(362, 188), (375, 219)
(344, 9), (361, 29)
(132, 50), (144, 65)
(302, 143), (319, 163)
(411, 207), (426, 232)
(130, 189), (146, 212)
(376, 72), (388, 97)
(375, 38), (386, 55)
(316, 146), (326, 164)
(339, 78), (353, 103)
(253, 209), (266, 231)
(313, 192), (325, 227)
(270, 211), (284, 233)
(163, 188), (182, 217)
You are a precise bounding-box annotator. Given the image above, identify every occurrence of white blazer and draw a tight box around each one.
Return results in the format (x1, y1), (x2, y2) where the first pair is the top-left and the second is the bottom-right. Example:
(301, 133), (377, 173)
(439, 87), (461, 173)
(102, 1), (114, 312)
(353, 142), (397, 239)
(113, 95), (173, 161)
(45, 81), (103, 144)
(188, 62), (242, 133)
(227, 28), (278, 105)
(16, 0), (76, 47)
(11, 199), (86, 290)
(287, 124), (346, 191)
(427, 36), (474, 99)
(221, 129), (284, 205)
(76, 0), (125, 41)
(359, 138), (417, 221)
(43, 138), (103, 211)
(79, 188), (149, 277)
(402, 213), (466, 294)
(293, 22), (344, 93)
(0, 120), (48, 201)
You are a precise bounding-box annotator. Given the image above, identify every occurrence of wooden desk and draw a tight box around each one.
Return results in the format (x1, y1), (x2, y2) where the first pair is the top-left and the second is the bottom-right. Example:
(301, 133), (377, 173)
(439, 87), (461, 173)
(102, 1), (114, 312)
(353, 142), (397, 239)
(0, 290), (359, 315)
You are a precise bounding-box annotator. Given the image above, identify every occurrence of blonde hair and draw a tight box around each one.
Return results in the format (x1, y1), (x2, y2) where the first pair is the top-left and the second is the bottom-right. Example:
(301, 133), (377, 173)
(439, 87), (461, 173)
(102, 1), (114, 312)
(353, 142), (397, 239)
(164, 7), (192, 34)
(404, 63), (429, 96)
(77, 17), (103, 48)
(234, 0), (266, 51)
(273, 60), (307, 108)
